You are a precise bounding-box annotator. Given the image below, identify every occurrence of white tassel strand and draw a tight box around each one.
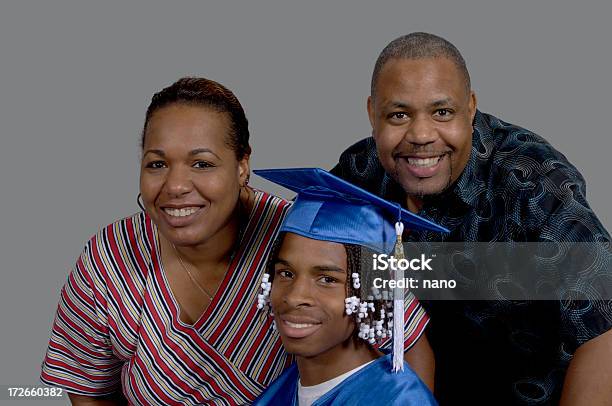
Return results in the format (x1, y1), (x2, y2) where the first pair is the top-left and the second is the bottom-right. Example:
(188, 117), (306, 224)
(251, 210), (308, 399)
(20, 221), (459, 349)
(392, 220), (405, 373)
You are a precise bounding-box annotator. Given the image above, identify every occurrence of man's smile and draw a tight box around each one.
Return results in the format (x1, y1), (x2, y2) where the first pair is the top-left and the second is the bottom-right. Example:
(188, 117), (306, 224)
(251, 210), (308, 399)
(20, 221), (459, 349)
(396, 153), (448, 178)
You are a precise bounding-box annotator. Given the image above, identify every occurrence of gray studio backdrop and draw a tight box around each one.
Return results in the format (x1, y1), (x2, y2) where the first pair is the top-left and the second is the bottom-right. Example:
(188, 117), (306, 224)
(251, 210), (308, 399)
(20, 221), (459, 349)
(0, 0), (610, 404)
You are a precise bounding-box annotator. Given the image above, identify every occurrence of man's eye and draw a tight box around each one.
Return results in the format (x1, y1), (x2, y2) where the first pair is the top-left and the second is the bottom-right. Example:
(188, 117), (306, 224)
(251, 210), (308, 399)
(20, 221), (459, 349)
(145, 161), (166, 169)
(434, 109), (453, 118)
(389, 112), (408, 120)
(193, 161), (214, 169)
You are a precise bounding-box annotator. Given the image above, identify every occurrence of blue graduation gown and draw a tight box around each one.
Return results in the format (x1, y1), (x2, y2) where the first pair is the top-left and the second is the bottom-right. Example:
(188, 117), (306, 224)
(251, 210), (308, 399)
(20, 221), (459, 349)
(254, 354), (437, 405)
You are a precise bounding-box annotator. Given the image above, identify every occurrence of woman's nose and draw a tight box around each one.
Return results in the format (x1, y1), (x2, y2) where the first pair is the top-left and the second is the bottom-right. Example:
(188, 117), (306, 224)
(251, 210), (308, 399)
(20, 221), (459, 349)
(164, 166), (192, 197)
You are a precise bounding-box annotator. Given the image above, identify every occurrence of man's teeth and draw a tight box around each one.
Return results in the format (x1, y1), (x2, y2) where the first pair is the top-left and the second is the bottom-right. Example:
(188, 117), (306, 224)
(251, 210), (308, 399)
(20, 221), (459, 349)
(164, 207), (199, 217)
(406, 156), (442, 167)
(285, 321), (316, 329)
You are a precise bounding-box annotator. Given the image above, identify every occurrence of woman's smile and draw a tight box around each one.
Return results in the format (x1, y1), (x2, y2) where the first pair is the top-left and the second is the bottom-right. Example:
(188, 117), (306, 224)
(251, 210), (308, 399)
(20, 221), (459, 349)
(159, 205), (206, 227)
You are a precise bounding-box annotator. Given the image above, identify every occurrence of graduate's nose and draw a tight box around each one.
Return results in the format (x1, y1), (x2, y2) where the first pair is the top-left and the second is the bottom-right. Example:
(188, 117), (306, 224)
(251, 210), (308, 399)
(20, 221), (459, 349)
(283, 277), (315, 308)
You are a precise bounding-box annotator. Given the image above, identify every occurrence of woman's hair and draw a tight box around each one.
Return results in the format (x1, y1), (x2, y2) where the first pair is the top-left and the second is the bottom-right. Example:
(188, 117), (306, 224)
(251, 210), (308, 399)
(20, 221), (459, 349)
(141, 77), (252, 160)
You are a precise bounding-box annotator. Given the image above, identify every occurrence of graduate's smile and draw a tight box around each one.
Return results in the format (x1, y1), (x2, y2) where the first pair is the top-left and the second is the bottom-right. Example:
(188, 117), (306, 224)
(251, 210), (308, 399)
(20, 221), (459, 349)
(277, 314), (323, 339)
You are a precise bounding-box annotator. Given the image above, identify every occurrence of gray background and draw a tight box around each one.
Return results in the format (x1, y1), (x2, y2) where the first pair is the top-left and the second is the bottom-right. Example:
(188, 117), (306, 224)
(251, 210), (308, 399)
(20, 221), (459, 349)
(1, 0), (610, 404)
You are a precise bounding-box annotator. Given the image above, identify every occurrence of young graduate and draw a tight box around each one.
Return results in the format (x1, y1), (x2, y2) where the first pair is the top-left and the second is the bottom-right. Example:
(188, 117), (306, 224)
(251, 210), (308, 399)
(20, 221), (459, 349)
(253, 168), (443, 406)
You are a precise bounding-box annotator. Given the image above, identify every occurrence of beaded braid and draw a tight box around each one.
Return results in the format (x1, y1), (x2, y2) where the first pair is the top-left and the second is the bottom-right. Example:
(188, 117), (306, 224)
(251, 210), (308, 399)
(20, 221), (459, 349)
(344, 244), (393, 344)
(256, 236), (283, 311)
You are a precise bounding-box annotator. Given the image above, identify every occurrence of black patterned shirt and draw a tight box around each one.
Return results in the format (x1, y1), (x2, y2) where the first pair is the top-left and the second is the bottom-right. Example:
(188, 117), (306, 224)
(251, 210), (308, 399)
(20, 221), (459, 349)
(331, 110), (611, 405)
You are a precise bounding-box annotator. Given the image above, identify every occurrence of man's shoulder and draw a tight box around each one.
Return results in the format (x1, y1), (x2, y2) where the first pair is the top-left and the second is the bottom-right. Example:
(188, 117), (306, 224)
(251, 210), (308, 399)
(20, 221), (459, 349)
(332, 136), (380, 174)
(331, 137), (390, 194)
(470, 112), (609, 240)
(474, 111), (585, 193)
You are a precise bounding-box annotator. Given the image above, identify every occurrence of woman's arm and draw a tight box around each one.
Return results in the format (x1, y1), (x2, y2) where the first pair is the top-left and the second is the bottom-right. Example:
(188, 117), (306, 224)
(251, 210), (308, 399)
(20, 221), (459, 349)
(41, 236), (124, 401)
(68, 392), (126, 405)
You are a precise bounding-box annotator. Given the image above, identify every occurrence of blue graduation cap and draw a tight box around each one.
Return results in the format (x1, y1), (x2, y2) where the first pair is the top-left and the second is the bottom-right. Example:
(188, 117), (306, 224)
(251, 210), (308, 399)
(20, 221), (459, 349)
(254, 167), (448, 253)
(255, 167), (448, 373)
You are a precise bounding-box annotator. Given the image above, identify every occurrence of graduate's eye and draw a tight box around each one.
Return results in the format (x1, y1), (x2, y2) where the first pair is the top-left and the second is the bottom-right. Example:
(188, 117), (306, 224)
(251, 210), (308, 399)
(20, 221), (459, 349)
(275, 269), (293, 279)
(317, 275), (339, 285)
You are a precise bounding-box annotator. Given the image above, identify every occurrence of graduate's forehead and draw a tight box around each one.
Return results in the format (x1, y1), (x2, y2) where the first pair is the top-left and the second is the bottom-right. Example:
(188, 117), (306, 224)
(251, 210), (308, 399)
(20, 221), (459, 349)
(276, 233), (348, 273)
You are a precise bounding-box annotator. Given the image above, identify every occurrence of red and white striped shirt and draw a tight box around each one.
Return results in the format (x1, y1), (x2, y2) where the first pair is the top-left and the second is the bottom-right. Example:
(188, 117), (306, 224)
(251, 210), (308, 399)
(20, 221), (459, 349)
(41, 190), (429, 405)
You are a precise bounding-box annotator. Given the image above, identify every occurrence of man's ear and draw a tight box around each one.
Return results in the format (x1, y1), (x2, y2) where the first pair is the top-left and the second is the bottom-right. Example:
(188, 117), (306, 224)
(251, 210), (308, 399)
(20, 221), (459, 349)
(468, 90), (477, 123)
(367, 96), (376, 132)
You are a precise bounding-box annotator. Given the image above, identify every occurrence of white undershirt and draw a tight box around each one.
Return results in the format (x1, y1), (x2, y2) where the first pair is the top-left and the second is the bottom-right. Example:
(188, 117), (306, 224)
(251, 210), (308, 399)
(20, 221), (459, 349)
(297, 360), (375, 406)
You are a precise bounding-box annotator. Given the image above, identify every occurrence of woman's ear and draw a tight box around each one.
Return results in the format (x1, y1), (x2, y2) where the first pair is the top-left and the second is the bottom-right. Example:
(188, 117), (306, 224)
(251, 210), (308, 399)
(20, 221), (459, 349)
(238, 154), (251, 187)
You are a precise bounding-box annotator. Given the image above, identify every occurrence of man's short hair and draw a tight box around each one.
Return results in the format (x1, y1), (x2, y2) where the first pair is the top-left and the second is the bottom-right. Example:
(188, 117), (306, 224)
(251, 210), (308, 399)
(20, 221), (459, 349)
(371, 32), (471, 98)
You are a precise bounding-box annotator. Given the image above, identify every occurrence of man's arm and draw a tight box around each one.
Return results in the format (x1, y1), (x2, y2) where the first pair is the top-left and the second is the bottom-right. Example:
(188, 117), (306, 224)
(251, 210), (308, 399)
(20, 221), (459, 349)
(559, 328), (612, 405)
(404, 333), (435, 392)
(520, 157), (612, 404)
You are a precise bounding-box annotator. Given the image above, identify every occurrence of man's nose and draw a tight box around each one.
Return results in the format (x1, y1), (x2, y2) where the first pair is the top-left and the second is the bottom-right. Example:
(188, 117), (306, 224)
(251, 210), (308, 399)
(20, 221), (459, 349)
(404, 114), (437, 145)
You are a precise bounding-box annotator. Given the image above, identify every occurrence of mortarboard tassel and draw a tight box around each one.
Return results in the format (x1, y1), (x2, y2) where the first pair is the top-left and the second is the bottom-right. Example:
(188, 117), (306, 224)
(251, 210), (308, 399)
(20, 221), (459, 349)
(392, 220), (405, 372)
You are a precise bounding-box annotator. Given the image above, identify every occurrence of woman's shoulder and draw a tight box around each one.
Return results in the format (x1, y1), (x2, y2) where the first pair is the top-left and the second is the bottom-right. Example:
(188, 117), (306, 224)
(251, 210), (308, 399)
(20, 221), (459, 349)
(253, 188), (290, 208)
(86, 211), (154, 251)
(79, 211), (156, 285)
(237, 189), (291, 255)
(251, 189), (292, 219)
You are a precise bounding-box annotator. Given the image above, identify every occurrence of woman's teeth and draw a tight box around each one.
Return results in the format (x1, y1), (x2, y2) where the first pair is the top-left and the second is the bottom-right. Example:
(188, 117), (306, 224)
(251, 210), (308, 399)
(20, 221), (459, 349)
(406, 156), (442, 167)
(164, 207), (199, 217)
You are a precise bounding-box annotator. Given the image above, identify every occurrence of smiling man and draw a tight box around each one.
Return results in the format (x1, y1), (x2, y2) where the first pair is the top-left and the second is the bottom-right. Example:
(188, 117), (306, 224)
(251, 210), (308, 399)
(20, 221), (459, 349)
(331, 33), (612, 405)
(367, 55), (475, 213)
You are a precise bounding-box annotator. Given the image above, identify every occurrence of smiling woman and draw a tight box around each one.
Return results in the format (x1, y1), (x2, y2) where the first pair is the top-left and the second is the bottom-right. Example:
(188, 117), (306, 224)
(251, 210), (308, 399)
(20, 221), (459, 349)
(40, 78), (292, 405)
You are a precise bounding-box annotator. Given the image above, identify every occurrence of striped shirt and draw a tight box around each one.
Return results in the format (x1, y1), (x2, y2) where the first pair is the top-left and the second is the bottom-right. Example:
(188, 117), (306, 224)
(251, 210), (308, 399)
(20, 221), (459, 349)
(41, 190), (428, 405)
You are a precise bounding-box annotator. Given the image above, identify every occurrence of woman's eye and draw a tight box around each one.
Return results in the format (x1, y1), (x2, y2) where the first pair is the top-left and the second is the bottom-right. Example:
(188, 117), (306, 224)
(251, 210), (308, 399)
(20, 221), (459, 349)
(145, 161), (166, 169)
(193, 161), (214, 169)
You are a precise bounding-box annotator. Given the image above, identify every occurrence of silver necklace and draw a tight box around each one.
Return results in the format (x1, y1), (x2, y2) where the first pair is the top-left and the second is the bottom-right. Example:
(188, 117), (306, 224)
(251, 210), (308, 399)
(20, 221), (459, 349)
(172, 243), (215, 300)
(169, 191), (247, 301)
